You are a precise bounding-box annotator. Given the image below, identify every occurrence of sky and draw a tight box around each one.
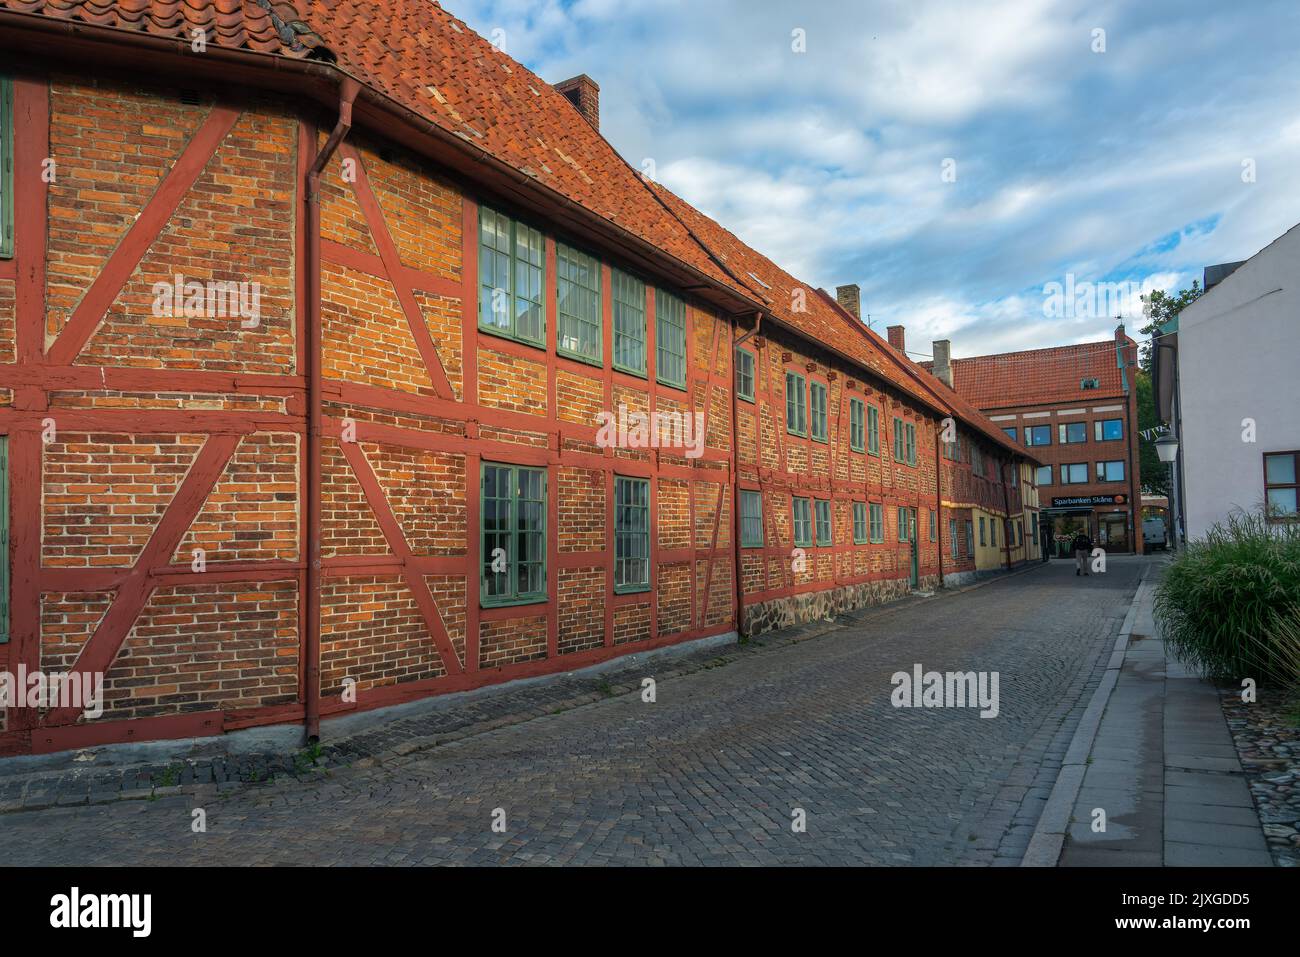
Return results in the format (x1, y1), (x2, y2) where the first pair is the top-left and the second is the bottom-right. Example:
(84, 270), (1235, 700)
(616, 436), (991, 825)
(447, 0), (1300, 361)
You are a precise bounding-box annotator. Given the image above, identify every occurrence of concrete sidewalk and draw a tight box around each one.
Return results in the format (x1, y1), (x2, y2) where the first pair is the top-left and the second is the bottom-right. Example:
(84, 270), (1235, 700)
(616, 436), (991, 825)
(1049, 568), (1273, 866)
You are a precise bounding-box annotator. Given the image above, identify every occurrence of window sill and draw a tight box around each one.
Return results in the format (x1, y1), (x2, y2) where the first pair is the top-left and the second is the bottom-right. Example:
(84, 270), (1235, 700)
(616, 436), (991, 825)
(479, 323), (546, 351)
(613, 363), (647, 380)
(737, 394), (755, 404)
(558, 348), (604, 369)
(481, 595), (548, 610)
(656, 376), (688, 392)
(613, 584), (651, 595)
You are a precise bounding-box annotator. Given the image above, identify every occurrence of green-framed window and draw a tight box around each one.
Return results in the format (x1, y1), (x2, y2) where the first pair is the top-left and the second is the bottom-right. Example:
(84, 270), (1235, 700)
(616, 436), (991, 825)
(480, 462), (546, 606)
(869, 503), (884, 543)
(867, 405), (880, 455)
(734, 347), (755, 402)
(791, 496), (812, 547)
(898, 507), (911, 542)
(929, 509), (937, 542)
(556, 243), (601, 364)
(893, 417), (905, 462)
(849, 398), (865, 452)
(0, 77), (11, 259)
(655, 289), (687, 388)
(990, 520), (997, 547)
(785, 372), (807, 436)
(814, 499), (831, 546)
(0, 436), (7, 642)
(740, 489), (763, 547)
(852, 502), (868, 544)
(614, 476), (650, 592)
(612, 269), (646, 375)
(478, 206), (544, 346)
(949, 518), (958, 558)
(979, 516), (986, 546)
(905, 422), (916, 465)
(809, 381), (828, 442)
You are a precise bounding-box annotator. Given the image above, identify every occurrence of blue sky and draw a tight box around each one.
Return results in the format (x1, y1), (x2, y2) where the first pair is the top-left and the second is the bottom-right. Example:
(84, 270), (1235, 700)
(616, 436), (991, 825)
(448, 0), (1300, 360)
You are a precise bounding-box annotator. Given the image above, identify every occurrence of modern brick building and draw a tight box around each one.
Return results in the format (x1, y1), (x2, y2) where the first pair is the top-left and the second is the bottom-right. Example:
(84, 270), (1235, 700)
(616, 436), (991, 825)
(0, 0), (1034, 756)
(921, 325), (1142, 557)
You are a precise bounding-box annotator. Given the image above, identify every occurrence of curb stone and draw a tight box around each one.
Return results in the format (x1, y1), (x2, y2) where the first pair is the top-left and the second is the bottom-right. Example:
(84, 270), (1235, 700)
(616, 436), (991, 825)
(1021, 562), (1151, 867)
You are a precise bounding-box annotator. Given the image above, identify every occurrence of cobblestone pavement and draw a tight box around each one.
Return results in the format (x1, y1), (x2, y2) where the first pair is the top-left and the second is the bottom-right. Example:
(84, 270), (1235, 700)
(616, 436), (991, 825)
(3, 558), (1146, 866)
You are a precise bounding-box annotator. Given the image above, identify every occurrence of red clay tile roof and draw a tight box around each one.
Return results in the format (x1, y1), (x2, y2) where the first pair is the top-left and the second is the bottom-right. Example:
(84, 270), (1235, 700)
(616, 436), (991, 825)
(0, 0), (1034, 457)
(921, 339), (1133, 411)
(3, 0), (328, 55)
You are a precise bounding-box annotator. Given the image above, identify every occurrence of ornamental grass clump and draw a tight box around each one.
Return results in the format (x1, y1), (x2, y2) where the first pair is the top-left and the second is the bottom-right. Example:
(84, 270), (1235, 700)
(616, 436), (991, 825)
(1154, 511), (1300, 688)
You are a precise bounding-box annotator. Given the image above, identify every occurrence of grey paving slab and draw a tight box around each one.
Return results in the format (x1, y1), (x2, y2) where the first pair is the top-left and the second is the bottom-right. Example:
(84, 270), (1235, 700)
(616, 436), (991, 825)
(1165, 819), (1268, 850)
(1164, 842), (1274, 867)
(1165, 800), (1269, 828)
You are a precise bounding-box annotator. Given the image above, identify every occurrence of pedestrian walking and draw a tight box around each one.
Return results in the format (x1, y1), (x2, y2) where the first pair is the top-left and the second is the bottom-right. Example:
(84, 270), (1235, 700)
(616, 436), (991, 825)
(1072, 529), (1093, 576)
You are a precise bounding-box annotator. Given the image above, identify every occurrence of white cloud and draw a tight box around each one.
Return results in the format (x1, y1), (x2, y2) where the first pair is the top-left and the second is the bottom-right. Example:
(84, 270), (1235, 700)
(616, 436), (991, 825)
(450, 0), (1300, 358)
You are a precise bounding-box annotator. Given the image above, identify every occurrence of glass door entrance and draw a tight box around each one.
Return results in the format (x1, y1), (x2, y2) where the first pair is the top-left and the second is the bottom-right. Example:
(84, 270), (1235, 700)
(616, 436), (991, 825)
(1098, 512), (1130, 552)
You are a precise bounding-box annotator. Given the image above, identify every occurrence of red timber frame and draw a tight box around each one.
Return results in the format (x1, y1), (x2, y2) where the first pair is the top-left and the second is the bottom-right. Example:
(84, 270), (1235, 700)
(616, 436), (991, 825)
(313, 170), (739, 718)
(733, 329), (942, 613)
(0, 80), (741, 755)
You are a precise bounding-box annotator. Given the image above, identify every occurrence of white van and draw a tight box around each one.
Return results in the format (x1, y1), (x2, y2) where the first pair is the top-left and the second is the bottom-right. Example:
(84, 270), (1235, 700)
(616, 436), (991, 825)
(1142, 517), (1168, 551)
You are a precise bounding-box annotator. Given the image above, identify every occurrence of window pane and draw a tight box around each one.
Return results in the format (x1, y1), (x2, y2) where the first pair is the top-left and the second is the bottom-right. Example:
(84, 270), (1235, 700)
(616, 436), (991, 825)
(785, 373), (806, 435)
(815, 500), (831, 544)
(557, 244), (601, 362)
(655, 290), (687, 387)
(741, 490), (763, 546)
(614, 477), (650, 588)
(482, 465), (512, 598)
(1267, 487), (1298, 517)
(810, 382), (827, 441)
(1060, 422), (1086, 444)
(735, 349), (755, 400)
(1265, 453), (1297, 485)
(478, 208), (544, 343)
(868, 406), (879, 454)
(1002, 427), (1017, 441)
(1026, 426), (1051, 446)
(612, 270), (646, 374)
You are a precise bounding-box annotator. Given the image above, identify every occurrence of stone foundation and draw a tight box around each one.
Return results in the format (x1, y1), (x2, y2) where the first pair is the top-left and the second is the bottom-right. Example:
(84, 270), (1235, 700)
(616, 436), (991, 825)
(741, 574), (939, 637)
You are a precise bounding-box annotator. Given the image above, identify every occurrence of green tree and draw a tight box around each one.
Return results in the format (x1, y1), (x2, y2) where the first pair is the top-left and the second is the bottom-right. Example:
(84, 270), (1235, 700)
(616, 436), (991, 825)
(1135, 280), (1203, 496)
(1138, 280), (1202, 374)
(1136, 370), (1168, 496)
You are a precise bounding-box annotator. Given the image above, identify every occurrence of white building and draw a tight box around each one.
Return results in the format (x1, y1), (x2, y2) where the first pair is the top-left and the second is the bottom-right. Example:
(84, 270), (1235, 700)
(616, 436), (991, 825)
(1155, 222), (1300, 541)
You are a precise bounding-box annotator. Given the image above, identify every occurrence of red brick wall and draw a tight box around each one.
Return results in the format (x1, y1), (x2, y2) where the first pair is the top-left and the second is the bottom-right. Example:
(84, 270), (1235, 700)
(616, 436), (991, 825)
(0, 73), (1031, 755)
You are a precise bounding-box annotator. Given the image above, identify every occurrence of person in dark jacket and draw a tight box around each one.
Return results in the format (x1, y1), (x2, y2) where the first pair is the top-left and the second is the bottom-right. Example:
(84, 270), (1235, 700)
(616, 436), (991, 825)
(1072, 530), (1093, 576)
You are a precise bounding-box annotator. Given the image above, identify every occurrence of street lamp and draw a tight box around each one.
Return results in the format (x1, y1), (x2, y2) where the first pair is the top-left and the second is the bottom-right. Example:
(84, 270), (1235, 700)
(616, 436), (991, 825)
(1155, 430), (1179, 464)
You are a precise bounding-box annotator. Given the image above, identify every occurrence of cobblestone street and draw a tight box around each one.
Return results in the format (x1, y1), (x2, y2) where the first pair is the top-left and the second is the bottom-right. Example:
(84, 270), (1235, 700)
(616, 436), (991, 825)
(2, 559), (1147, 866)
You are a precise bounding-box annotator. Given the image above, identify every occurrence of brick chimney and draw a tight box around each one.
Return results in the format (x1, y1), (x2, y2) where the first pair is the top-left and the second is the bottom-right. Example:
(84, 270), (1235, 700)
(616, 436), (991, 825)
(554, 75), (600, 130)
(932, 339), (953, 388)
(835, 284), (861, 320)
(887, 325), (906, 355)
